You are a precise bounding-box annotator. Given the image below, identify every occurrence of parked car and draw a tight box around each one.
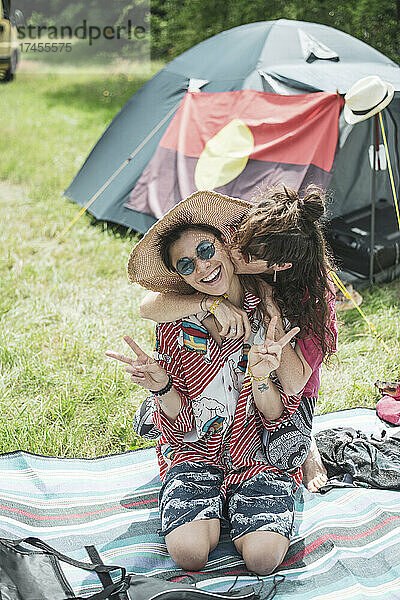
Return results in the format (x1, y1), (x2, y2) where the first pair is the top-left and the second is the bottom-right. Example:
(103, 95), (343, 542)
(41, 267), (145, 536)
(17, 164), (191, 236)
(0, 0), (20, 82)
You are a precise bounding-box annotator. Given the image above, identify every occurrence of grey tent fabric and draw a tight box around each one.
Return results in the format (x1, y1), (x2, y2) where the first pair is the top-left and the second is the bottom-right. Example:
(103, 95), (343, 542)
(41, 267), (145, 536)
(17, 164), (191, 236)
(329, 96), (400, 220)
(65, 19), (400, 234)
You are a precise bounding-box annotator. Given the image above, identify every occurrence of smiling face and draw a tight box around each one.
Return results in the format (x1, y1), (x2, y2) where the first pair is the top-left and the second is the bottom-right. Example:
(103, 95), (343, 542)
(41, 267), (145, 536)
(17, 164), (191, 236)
(169, 228), (236, 296)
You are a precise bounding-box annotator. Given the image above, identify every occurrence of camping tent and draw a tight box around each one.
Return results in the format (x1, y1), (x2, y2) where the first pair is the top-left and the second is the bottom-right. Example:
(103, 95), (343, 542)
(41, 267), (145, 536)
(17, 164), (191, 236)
(65, 19), (400, 281)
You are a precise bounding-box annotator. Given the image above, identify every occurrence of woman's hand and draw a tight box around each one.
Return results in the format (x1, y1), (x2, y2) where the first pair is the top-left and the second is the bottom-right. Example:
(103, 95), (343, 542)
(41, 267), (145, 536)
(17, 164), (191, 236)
(230, 247), (272, 275)
(106, 335), (169, 392)
(248, 316), (300, 378)
(209, 297), (252, 341)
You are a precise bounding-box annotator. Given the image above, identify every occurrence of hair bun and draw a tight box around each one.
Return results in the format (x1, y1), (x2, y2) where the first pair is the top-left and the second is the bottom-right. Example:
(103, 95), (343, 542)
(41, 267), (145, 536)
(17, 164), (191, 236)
(301, 186), (325, 223)
(282, 185), (299, 204)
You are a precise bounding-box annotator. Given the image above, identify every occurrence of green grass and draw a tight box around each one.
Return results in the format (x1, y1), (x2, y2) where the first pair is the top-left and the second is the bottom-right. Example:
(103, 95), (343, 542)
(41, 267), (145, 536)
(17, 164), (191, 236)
(0, 68), (162, 456)
(0, 69), (399, 457)
(319, 282), (400, 413)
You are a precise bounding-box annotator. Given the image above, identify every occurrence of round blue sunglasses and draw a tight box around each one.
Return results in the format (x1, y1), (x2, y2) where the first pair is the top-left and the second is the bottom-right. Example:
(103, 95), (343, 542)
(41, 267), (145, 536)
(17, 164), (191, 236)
(175, 240), (215, 276)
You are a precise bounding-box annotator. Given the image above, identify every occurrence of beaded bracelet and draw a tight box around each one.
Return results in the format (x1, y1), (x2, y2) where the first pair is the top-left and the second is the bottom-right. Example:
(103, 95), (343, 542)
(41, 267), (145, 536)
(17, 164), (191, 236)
(149, 373), (173, 396)
(209, 294), (228, 315)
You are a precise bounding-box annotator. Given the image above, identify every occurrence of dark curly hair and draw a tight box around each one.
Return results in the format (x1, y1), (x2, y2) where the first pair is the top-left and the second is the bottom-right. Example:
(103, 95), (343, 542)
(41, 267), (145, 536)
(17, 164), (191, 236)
(236, 185), (336, 360)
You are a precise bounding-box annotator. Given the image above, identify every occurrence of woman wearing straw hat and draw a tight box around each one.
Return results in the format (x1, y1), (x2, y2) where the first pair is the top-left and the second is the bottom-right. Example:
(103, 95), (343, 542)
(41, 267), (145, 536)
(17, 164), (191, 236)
(107, 190), (306, 575)
(139, 186), (338, 492)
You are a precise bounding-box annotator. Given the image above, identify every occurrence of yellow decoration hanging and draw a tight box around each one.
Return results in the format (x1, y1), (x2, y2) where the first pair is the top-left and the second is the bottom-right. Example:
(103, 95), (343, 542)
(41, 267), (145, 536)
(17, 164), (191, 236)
(194, 118), (254, 190)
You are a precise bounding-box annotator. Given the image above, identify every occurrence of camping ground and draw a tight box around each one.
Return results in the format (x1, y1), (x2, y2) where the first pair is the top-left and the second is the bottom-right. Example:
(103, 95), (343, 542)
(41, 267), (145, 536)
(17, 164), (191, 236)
(0, 70), (400, 458)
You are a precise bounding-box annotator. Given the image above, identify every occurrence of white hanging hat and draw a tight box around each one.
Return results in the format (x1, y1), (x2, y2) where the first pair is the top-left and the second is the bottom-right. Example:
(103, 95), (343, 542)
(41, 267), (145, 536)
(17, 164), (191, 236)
(344, 75), (394, 125)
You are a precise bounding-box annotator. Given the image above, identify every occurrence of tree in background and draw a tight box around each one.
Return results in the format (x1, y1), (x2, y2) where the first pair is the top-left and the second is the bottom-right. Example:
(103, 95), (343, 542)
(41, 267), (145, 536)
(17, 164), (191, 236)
(12, 0), (400, 64)
(14, 0), (145, 30)
(150, 0), (400, 64)
(350, 0), (399, 64)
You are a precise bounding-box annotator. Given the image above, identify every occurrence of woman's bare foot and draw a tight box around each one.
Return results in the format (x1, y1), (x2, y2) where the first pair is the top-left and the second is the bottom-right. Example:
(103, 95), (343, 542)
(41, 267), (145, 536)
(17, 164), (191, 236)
(302, 437), (328, 492)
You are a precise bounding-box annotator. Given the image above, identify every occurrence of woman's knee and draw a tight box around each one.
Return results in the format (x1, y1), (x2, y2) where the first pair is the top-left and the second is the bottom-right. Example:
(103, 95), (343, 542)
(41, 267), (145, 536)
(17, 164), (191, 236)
(166, 519), (220, 571)
(168, 541), (208, 571)
(236, 531), (289, 576)
(244, 550), (283, 576)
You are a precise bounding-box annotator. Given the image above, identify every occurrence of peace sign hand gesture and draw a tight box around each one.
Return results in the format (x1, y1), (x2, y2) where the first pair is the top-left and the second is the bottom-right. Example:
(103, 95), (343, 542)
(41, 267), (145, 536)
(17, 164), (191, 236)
(106, 335), (169, 392)
(248, 316), (300, 379)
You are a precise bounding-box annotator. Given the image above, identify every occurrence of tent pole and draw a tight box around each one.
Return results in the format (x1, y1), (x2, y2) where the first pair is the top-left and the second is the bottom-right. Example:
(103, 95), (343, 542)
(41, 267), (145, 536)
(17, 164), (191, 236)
(369, 114), (378, 285)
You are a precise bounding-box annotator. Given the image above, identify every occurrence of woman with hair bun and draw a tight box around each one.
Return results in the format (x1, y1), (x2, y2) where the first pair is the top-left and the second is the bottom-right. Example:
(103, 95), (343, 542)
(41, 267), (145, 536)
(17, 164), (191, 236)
(233, 185), (336, 363)
(230, 185), (338, 490)
(140, 185), (338, 491)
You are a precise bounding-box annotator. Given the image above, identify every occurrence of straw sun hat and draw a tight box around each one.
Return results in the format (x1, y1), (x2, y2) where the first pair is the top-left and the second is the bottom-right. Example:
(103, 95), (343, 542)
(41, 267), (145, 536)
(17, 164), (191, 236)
(127, 190), (252, 294)
(344, 75), (394, 125)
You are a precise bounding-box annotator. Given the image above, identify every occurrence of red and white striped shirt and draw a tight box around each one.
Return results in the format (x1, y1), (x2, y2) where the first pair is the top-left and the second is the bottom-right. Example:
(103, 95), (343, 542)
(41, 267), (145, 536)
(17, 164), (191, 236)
(152, 292), (303, 493)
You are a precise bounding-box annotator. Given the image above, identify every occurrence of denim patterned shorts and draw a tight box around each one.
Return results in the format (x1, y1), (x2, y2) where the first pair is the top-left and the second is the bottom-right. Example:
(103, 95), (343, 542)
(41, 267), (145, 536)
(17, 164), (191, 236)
(158, 462), (296, 541)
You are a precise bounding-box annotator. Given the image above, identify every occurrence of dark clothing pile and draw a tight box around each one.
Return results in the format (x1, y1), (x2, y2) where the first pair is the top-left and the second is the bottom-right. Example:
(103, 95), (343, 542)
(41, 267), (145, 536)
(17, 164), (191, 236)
(315, 426), (400, 492)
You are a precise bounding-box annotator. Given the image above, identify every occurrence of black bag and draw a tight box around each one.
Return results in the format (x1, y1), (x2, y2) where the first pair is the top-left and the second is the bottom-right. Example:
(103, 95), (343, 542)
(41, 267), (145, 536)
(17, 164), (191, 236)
(0, 536), (126, 600)
(0, 537), (284, 600)
(325, 203), (400, 278)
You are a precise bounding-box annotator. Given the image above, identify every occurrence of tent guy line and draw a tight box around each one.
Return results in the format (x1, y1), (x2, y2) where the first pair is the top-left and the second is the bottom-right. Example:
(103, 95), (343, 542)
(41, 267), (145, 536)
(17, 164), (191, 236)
(330, 270), (394, 358)
(379, 112), (400, 231)
(59, 100), (182, 238)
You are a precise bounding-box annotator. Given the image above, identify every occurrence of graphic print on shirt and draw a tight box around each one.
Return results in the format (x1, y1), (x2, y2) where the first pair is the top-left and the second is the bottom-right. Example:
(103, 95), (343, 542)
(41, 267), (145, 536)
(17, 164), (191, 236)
(153, 327), (174, 365)
(228, 358), (245, 392)
(251, 316), (262, 334)
(227, 343), (251, 393)
(191, 395), (226, 439)
(181, 320), (208, 353)
(202, 416), (225, 436)
(161, 444), (176, 468)
(177, 319), (212, 363)
(153, 350), (172, 364)
(237, 343), (251, 373)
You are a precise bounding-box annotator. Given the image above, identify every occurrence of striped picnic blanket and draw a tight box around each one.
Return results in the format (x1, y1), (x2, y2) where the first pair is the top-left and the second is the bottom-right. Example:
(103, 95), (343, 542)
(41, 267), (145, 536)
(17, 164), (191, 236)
(0, 408), (399, 599)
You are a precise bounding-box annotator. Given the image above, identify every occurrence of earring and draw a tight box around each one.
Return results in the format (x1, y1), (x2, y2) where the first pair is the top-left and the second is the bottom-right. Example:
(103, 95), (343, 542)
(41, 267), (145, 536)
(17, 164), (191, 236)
(273, 269), (277, 283)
